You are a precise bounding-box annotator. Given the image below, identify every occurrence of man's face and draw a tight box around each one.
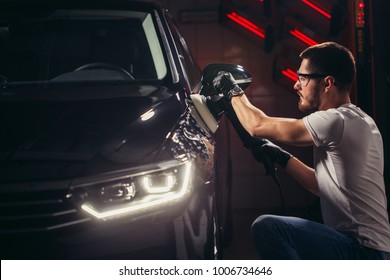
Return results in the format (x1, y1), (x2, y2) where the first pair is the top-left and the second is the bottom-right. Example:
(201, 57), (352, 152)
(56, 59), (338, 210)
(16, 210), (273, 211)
(294, 59), (323, 112)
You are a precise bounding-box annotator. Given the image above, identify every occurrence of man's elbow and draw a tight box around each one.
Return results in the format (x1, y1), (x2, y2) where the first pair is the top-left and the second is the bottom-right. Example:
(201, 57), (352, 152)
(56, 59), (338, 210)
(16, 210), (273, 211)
(247, 125), (260, 138)
(251, 124), (267, 139)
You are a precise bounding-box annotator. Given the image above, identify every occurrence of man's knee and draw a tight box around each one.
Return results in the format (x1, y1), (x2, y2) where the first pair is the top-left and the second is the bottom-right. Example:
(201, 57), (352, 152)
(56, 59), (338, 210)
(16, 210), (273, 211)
(251, 215), (288, 258)
(251, 214), (281, 238)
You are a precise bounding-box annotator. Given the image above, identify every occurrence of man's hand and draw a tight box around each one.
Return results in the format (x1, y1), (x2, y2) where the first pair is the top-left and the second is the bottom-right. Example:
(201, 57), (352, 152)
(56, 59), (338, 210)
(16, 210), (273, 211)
(213, 71), (242, 99)
(252, 139), (292, 168)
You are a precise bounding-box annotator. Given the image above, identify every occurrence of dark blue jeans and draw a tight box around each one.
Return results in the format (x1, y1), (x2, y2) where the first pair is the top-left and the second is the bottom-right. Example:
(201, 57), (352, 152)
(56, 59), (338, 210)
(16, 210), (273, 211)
(251, 214), (390, 260)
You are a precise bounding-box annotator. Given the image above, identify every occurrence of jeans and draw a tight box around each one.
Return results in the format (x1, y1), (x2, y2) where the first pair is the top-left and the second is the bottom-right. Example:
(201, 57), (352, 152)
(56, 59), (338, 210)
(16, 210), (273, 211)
(251, 214), (390, 260)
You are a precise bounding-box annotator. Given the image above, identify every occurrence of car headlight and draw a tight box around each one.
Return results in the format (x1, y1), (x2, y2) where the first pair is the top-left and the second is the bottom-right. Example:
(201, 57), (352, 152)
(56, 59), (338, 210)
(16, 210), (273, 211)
(71, 160), (192, 220)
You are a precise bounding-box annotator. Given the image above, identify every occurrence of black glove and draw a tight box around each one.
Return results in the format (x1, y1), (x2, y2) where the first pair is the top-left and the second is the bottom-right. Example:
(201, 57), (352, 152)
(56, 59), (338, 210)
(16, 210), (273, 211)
(252, 139), (292, 168)
(205, 94), (230, 120)
(213, 71), (243, 100)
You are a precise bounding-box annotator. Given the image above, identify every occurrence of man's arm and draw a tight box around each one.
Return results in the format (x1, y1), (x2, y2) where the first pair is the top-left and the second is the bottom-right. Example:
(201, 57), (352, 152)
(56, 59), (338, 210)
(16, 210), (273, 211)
(286, 157), (319, 196)
(252, 140), (319, 196)
(212, 71), (319, 194)
(231, 94), (313, 146)
(233, 94), (320, 194)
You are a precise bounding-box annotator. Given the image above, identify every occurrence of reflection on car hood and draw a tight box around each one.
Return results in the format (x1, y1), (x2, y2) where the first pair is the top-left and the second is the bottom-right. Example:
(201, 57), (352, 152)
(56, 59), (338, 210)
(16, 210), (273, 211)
(0, 85), (185, 183)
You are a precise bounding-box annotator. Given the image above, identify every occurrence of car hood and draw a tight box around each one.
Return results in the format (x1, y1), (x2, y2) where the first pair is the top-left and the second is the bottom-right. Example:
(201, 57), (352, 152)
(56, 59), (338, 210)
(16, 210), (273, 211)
(0, 84), (185, 183)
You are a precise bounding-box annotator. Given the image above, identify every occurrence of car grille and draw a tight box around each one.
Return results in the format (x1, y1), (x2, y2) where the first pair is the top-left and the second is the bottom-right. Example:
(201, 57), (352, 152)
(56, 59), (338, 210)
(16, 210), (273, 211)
(0, 190), (90, 234)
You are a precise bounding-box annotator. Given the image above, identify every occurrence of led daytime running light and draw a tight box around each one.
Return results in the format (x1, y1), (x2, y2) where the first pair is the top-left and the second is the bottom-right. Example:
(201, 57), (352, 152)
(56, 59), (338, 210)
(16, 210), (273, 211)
(143, 174), (175, 193)
(81, 162), (192, 219)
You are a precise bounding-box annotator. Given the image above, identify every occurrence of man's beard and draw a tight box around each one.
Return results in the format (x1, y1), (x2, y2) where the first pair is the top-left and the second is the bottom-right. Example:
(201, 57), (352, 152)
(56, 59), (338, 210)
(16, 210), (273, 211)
(298, 84), (321, 112)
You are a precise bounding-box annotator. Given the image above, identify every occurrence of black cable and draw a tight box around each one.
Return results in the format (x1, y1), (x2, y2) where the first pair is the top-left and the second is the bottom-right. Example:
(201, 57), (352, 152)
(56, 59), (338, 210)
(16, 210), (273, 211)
(270, 173), (286, 215)
(221, 99), (286, 214)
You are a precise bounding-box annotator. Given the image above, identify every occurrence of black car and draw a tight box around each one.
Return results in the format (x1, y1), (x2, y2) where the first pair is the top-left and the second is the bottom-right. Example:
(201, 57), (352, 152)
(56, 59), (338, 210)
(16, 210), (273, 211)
(0, 0), (253, 259)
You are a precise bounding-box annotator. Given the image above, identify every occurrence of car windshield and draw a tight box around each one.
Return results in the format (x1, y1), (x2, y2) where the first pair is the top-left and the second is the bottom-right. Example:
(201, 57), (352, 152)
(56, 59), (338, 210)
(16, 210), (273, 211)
(0, 9), (168, 84)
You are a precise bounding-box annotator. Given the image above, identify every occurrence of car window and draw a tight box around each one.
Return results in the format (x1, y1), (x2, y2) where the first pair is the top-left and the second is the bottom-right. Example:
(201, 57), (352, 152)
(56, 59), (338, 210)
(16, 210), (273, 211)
(165, 14), (201, 92)
(0, 9), (167, 84)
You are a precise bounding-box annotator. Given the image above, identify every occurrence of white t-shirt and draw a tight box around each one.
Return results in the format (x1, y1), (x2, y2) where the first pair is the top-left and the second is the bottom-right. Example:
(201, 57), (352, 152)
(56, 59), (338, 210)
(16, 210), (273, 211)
(303, 103), (390, 252)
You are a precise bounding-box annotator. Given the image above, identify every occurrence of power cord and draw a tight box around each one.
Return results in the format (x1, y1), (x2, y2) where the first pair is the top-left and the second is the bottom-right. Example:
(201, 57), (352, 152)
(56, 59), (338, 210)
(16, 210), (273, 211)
(223, 101), (286, 214)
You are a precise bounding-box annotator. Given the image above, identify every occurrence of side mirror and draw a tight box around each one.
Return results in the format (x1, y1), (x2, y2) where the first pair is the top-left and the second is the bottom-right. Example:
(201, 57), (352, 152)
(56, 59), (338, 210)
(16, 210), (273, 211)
(200, 63), (252, 96)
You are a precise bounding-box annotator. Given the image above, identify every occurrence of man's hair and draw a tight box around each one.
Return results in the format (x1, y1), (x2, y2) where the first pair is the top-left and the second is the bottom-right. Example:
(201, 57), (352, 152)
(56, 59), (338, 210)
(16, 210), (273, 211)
(300, 42), (356, 92)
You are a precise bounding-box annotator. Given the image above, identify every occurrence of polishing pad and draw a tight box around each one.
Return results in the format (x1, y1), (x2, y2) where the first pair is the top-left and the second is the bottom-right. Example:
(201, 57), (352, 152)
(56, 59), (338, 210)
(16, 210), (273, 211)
(190, 95), (219, 133)
(188, 102), (210, 133)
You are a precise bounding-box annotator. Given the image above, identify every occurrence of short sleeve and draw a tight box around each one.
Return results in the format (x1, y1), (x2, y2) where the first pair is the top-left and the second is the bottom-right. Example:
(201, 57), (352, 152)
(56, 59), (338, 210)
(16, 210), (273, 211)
(303, 109), (344, 148)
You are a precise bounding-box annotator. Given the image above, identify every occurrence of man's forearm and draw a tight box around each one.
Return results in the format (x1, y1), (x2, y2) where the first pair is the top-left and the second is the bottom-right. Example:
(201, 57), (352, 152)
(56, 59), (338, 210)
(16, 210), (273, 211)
(231, 94), (267, 137)
(285, 157), (319, 196)
(231, 94), (314, 146)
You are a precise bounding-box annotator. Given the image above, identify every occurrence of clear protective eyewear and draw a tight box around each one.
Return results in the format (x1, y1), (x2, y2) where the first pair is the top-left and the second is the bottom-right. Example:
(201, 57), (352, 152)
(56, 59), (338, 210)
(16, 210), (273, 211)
(296, 72), (328, 87)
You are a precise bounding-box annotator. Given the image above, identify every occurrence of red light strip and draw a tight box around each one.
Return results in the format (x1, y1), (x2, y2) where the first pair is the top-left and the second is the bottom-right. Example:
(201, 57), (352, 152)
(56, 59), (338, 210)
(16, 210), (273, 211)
(301, 0), (331, 19)
(227, 12), (265, 38)
(290, 29), (318, 46)
(282, 69), (298, 82)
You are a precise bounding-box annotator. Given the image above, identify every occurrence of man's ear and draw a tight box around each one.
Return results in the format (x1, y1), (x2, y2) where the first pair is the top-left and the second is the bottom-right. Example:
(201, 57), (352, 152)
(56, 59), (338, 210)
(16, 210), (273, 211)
(324, 76), (335, 89)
